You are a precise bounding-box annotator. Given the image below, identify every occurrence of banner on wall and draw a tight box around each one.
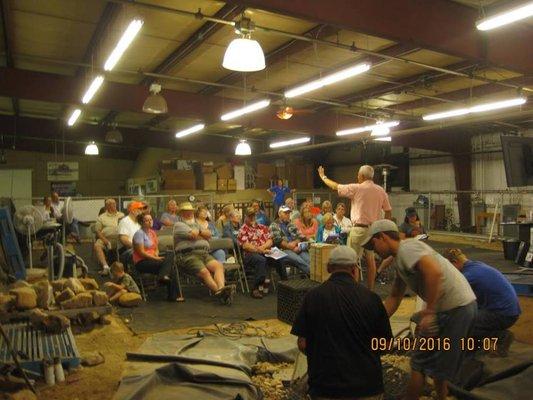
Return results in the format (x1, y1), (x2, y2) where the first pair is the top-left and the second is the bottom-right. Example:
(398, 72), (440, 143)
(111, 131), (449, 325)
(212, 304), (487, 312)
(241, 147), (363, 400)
(51, 182), (77, 197)
(47, 162), (79, 181)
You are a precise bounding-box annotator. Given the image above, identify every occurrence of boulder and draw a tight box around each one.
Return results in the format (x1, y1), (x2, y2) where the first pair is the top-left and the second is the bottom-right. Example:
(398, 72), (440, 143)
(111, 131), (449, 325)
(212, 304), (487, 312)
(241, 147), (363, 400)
(61, 292), (92, 309)
(118, 292), (142, 307)
(8, 280), (31, 290)
(79, 311), (100, 325)
(55, 287), (75, 304)
(79, 278), (99, 291)
(81, 351), (105, 367)
(51, 278), (68, 292)
(0, 294), (16, 313)
(32, 280), (55, 310)
(64, 278), (85, 294)
(29, 308), (70, 333)
(9, 287), (37, 310)
(90, 290), (108, 307)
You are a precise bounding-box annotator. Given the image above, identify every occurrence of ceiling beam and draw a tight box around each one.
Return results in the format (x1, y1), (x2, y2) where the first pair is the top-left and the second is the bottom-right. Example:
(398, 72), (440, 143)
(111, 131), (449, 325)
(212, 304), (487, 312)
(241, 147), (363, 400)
(225, 0), (533, 74)
(388, 75), (533, 112)
(140, 3), (244, 86)
(0, 67), (369, 136)
(0, 114), (236, 158)
(0, 0), (18, 116)
(199, 24), (341, 96)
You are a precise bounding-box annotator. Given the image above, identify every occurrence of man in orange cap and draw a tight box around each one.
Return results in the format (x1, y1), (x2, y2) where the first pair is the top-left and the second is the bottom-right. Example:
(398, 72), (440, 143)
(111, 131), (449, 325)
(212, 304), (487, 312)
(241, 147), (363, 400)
(114, 201), (144, 270)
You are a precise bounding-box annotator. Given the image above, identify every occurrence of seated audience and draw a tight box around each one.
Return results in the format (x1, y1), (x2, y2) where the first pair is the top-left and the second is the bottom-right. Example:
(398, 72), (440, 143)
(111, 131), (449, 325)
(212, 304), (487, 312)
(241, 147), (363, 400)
(316, 213), (341, 243)
(306, 198), (321, 217)
(117, 201), (143, 267)
(333, 202), (352, 233)
(399, 207), (426, 239)
(238, 207), (277, 299)
(291, 246), (392, 400)
(174, 202), (234, 303)
(251, 200), (270, 226)
(51, 191), (81, 243)
(104, 261), (140, 303)
(270, 205), (310, 274)
(133, 213), (179, 301)
(316, 200), (333, 224)
(222, 210), (242, 248)
(285, 197), (299, 221)
(443, 248), (521, 355)
(94, 198), (124, 276)
(216, 204), (234, 233)
(40, 196), (53, 221)
(160, 199), (179, 227)
(195, 204), (226, 263)
(295, 207), (319, 241)
(141, 202), (163, 231)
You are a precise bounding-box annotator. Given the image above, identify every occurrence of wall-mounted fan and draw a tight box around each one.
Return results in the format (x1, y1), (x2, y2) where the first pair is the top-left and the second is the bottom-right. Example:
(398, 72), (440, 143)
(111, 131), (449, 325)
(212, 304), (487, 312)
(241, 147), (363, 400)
(13, 205), (44, 269)
(276, 105), (314, 120)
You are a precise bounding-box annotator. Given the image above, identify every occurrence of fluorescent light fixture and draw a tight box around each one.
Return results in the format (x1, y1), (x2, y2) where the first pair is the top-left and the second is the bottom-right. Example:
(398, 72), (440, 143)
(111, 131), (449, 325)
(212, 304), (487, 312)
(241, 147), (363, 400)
(67, 109), (82, 126)
(85, 141), (99, 155)
(336, 120), (400, 137)
(175, 123), (205, 138)
(269, 137), (311, 148)
(220, 99), (271, 121)
(285, 62), (371, 98)
(476, 1), (533, 31)
(223, 38), (265, 72)
(374, 136), (391, 142)
(235, 139), (251, 156)
(104, 19), (143, 71)
(82, 75), (104, 104)
(423, 97), (527, 121)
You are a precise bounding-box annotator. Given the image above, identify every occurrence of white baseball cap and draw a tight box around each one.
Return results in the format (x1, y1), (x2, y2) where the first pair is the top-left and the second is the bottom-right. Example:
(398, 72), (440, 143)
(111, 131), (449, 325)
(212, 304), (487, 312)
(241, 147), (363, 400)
(361, 219), (399, 250)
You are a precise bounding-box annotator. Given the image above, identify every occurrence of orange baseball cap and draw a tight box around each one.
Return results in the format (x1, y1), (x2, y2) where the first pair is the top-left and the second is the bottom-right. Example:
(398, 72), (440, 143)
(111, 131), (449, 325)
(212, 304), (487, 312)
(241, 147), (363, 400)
(128, 201), (145, 211)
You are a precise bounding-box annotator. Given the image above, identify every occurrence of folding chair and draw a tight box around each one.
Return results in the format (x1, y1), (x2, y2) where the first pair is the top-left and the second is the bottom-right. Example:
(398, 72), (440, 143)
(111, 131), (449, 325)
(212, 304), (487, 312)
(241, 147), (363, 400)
(209, 238), (249, 294)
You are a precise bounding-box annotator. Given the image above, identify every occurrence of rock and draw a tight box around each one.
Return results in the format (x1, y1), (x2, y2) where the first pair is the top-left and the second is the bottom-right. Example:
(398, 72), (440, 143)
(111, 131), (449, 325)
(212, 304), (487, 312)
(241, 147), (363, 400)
(0, 294), (16, 313)
(51, 278), (68, 292)
(61, 292), (92, 309)
(79, 278), (99, 291)
(55, 287), (75, 304)
(29, 309), (70, 333)
(90, 290), (108, 307)
(79, 311), (100, 325)
(32, 280), (55, 310)
(81, 351), (105, 367)
(64, 278), (85, 294)
(118, 292), (142, 307)
(99, 315), (112, 325)
(9, 287), (37, 310)
(8, 389), (37, 400)
(8, 280), (31, 290)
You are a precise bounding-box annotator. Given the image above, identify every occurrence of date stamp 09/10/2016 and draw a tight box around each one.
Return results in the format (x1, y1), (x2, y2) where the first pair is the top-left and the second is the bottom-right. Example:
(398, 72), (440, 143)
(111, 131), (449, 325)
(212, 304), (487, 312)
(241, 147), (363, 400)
(371, 337), (499, 352)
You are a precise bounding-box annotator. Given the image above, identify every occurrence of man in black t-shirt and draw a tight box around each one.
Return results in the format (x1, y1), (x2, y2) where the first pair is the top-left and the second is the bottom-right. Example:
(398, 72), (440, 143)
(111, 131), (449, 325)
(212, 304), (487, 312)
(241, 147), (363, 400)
(291, 246), (392, 399)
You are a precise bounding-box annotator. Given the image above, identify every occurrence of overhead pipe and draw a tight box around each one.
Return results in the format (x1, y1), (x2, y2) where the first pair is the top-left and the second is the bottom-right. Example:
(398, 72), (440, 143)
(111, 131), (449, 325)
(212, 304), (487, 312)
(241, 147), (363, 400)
(255, 106), (533, 157)
(109, 0), (532, 94)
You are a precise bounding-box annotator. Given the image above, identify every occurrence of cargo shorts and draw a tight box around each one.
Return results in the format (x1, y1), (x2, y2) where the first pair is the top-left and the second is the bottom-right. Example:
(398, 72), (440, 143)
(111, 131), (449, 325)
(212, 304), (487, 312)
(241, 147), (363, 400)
(176, 249), (215, 276)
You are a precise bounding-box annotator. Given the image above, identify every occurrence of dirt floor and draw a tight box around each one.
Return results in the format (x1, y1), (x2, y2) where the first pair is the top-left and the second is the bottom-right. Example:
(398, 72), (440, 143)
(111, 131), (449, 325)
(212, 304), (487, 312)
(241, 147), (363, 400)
(429, 233), (503, 251)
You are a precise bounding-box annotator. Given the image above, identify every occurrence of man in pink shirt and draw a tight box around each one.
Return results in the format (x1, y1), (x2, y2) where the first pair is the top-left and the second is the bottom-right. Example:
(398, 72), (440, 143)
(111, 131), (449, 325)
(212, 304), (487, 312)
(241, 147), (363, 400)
(318, 165), (391, 290)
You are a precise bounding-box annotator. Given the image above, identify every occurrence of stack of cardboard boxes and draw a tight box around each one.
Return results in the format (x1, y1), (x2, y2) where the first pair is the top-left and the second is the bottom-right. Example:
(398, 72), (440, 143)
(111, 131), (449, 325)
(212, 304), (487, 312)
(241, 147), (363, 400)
(215, 163), (237, 191)
(160, 159), (196, 190)
(255, 163), (276, 189)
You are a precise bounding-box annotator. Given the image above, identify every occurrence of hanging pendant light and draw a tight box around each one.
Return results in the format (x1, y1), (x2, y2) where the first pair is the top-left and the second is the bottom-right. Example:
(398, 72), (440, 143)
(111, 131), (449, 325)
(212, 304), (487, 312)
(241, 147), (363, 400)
(371, 122), (391, 137)
(235, 139), (251, 156)
(143, 83), (168, 114)
(105, 125), (123, 143)
(85, 141), (99, 155)
(223, 18), (265, 72)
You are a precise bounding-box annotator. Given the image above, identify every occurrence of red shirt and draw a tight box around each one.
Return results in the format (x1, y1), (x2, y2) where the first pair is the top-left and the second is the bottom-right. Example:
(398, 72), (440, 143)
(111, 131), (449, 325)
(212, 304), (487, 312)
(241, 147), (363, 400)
(237, 223), (271, 250)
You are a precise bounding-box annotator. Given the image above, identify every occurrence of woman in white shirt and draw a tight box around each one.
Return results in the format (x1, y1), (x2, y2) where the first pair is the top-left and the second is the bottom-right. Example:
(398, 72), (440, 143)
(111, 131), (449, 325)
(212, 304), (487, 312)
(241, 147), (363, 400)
(333, 203), (352, 232)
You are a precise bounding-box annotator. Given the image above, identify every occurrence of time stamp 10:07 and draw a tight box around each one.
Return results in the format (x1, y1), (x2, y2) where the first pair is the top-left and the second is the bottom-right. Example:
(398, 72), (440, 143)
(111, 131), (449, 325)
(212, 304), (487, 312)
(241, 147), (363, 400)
(371, 337), (498, 352)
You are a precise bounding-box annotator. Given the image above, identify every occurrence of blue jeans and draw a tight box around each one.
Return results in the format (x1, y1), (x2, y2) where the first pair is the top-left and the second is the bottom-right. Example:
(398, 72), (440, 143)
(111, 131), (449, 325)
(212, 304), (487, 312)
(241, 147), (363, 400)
(210, 249), (226, 263)
(282, 250), (310, 274)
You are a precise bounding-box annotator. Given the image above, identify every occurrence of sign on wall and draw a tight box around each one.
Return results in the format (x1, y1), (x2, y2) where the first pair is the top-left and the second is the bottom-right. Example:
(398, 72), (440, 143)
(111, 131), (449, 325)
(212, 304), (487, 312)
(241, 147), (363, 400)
(47, 162), (79, 181)
(51, 182), (77, 196)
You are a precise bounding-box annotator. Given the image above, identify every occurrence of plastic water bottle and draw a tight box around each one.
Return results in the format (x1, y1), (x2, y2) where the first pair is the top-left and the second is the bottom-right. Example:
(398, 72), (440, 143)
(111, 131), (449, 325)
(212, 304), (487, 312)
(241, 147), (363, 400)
(44, 359), (55, 386)
(54, 358), (65, 382)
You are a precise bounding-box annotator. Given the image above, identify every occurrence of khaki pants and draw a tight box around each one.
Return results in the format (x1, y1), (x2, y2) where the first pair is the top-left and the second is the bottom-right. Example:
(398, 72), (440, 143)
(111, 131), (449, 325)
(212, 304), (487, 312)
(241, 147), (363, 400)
(347, 226), (374, 264)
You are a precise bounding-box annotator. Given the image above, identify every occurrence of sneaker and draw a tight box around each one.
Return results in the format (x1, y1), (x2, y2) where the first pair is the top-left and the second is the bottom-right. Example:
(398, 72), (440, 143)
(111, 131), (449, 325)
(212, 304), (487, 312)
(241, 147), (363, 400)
(99, 266), (110, 276)
(226, 256), (236, 264)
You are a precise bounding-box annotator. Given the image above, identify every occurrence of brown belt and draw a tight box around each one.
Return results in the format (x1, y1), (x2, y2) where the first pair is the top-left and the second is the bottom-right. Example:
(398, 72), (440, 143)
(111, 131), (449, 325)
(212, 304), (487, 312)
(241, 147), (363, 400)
(353, 223), (369, 228)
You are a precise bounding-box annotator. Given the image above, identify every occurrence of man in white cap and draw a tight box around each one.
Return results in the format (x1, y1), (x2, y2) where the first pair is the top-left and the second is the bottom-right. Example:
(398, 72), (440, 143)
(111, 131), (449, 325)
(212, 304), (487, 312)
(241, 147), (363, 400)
(362, 219), (477, 400)
(318, 165), (391, 290)
(291, 245), (392, 400)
